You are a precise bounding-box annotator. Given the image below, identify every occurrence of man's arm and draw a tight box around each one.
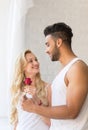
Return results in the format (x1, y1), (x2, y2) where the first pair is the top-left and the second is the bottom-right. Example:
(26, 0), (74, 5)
(21, 61), (88, 119)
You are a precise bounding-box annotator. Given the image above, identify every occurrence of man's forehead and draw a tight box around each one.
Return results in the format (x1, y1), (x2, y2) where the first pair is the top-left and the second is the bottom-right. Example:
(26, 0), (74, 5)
(45, 34), (53, 42)
(45, 34), (52, 39)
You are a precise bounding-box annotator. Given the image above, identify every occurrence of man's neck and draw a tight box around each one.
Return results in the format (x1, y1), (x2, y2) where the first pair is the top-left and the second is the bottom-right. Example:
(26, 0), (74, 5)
(59, 50), (77, 66)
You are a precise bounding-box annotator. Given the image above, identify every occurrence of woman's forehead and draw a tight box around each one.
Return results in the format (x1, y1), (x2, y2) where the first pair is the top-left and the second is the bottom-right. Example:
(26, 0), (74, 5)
(25, 53), (35, 60)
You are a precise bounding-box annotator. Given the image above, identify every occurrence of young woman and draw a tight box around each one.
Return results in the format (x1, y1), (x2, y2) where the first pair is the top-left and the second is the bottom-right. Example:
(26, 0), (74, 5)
(10, 50), (51, 130)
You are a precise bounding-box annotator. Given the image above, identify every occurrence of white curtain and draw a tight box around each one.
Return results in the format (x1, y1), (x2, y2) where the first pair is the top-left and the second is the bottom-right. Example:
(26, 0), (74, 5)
(0, 0), (33, 118)
(7, 0), (33, 90)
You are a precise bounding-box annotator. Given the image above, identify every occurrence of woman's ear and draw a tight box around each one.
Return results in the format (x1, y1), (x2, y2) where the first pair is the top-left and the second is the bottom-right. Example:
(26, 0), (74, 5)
(56, 38), (62, 48)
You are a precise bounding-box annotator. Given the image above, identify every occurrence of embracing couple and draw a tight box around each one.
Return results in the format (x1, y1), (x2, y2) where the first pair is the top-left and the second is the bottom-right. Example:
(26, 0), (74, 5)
(10, 22), (88, 130)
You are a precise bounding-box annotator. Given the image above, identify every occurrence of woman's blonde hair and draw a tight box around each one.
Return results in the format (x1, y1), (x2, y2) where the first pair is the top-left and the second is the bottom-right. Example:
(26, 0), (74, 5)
(10, 50), (48, 125)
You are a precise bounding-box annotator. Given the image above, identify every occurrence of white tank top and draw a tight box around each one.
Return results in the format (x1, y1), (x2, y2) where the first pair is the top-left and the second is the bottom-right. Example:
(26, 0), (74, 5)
(16, 96), (49, 130)
(50, 58), (88, 130)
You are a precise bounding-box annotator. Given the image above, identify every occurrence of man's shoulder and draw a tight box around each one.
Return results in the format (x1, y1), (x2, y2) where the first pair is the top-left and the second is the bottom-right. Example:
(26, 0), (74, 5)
(69, 59), (87, 72)
(67, 59), (88, 79)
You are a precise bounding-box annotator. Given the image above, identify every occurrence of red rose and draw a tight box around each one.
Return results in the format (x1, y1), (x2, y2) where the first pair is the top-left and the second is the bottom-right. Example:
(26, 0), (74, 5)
(24, 78), (32, 85)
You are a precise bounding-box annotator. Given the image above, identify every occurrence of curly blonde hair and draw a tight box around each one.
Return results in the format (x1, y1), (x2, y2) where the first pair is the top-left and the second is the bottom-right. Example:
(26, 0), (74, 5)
(10, 50), (48, 125)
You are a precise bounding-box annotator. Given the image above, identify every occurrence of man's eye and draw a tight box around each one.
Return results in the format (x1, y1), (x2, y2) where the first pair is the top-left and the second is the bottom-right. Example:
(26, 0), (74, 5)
(47, 44), (50, 47)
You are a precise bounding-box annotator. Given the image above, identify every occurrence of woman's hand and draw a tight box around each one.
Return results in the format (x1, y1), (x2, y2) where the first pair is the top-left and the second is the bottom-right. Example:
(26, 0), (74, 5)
(23, 85), (41, 105)
(24, 85), (36, 96)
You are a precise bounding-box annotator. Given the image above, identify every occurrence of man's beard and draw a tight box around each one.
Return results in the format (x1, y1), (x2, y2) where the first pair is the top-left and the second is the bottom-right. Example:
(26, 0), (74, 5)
(51, 45), (60, 61)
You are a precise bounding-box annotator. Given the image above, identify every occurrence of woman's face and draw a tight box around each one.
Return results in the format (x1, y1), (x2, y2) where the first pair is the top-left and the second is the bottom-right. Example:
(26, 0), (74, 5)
(24, 52), (40, 77)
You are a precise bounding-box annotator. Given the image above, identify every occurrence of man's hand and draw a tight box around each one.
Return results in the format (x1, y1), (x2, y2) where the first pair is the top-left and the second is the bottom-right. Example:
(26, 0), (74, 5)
(21, 95), (35, 112)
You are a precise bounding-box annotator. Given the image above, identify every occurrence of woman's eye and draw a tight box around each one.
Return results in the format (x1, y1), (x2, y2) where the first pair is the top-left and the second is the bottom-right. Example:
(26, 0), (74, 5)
(28, 60), (33, 63)
(35, 58), (38, 61)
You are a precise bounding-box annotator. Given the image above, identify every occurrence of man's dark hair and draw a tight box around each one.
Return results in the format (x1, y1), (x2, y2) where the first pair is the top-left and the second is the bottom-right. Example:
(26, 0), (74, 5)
(44, 22), (73, 48)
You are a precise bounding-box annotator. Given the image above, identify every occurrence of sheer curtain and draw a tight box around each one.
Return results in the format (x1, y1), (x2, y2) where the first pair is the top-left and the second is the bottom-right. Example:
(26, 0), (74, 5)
(7, 0), (34, 92)
(0, 0), (33, 117)
(0, 1), (34, 129)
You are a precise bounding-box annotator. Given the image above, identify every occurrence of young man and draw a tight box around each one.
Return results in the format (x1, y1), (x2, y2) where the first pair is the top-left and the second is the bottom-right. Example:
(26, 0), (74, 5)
(21, 22), (88, 130)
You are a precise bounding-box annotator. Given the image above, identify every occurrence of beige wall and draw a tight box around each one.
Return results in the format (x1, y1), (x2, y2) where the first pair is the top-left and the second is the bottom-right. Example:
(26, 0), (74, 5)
(26, 0), (88, 83)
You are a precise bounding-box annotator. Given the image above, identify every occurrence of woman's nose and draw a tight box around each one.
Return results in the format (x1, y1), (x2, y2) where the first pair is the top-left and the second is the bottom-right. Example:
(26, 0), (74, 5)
(34, 60), (39, 65)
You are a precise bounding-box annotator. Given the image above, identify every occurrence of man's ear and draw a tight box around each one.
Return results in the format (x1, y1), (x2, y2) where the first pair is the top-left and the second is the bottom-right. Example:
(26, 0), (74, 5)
(56, 38), (62, 48)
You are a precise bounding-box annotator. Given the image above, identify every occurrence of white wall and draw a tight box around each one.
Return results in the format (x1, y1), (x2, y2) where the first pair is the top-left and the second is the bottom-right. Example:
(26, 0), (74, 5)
(26, 0), (88, 83)
(0, 0), (88, 117)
